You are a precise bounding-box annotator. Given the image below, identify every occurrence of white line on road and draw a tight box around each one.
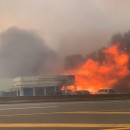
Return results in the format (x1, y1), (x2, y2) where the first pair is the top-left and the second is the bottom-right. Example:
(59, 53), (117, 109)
(0, 105), (58, 111)
(0, 103), (56, 107)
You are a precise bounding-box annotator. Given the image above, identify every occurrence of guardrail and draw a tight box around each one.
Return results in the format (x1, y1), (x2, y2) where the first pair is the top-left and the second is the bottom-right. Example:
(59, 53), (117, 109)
(0, 94), (130, 104)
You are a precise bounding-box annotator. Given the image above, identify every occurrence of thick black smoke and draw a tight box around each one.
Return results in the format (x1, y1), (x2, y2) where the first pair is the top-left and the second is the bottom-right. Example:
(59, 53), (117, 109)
(64, 47), (106, 71)
(0, 27), (55, 78)
(63, 31), (130, 93)
(64, 54), (85, 70)
(64, 31), (130, 72)
(111, 31), (130, 53)
(110, 31), (130, 93)
(1, 27), (130, 93)
(112, 75), (130, 93)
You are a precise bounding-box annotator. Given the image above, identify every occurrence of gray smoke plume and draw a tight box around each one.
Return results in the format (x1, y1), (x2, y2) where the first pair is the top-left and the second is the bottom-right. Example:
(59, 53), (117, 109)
(64, 54), (85, 70)
(110, 31), (130, 93)
(64, 31), (130, 72)
(0, 27), (56, 78)
(63, 47), (106, 71)
(112, 74), (130, 93)
(63, 31), (130, 93)
(111, 31), (130, 53)
(1, 27), (130, 93)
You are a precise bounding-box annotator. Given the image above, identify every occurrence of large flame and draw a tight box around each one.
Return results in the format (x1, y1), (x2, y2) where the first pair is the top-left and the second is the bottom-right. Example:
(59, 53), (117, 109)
(65, 44), (130, 93)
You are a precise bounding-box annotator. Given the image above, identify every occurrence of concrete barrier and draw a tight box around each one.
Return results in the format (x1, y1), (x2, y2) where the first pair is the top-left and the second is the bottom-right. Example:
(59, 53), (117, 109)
(0, 94), (130, 104)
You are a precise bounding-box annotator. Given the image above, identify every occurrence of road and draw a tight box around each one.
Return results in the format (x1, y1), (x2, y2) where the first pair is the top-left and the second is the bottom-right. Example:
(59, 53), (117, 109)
(0, 100), (129, 129)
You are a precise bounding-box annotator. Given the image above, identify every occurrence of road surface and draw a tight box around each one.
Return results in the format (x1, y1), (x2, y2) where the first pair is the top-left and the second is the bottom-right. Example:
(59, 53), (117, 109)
(0, 100), (129, 129)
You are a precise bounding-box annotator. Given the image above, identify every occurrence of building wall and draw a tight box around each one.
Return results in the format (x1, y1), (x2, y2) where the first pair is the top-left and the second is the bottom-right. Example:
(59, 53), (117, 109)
(13, 75), (75, 96)
(14, 75), (75, 88)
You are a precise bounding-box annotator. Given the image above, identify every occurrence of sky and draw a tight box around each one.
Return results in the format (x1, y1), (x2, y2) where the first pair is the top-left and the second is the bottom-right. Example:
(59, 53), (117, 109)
(1, 0), (130, 56)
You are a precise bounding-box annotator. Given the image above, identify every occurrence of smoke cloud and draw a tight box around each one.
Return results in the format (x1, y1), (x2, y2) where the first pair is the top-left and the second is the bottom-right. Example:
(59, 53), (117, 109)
(109, 31), (130, 93)
(1, 27), (130, 93)
(63, 31), (130, 93)
(64, 31), (130, 72)
(64, 54), (85, 70)
(0, 27), (56, 78)
(112, 74), (130, 93)
(111, 31), (130, 53)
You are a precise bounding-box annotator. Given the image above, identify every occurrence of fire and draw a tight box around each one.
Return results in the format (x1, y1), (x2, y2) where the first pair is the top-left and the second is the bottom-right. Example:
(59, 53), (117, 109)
(61, 86), (75, 92)
(65, 43), (130, 94)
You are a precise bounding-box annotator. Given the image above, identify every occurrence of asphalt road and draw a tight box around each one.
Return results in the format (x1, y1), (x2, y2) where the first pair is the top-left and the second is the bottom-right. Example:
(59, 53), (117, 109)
(0, 100), (129, 130)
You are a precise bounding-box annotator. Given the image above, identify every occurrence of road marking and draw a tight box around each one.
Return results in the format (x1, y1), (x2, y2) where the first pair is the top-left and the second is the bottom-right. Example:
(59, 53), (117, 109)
(0, 112), (50, 117)
(0, 103), (55, 107)
(101, 109), (130, 112)
(102, 127), (129, 130)
(0, 123), (128, 129)
(0, 105), (58, 111)
(0, 111), (130, 117)
(57, 111), (130, 114)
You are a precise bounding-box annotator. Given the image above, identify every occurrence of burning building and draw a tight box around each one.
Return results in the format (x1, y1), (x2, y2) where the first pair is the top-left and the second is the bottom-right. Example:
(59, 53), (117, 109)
(12, 75), (75, 96)
(10, 43), (130, 95)
(1, 28), (130, 95)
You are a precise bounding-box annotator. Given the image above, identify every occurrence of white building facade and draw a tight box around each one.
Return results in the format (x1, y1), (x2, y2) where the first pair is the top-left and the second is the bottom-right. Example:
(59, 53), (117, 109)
(12, 75), (75, 96)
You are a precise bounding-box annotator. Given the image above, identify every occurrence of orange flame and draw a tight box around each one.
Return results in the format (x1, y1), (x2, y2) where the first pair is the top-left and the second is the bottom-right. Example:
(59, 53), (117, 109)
(61, 86), (75, 92)
(65, 44), (130, 94)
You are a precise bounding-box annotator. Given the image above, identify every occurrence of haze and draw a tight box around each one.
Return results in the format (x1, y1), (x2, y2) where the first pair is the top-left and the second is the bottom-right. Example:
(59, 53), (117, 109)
(0, 0), (130, 56)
